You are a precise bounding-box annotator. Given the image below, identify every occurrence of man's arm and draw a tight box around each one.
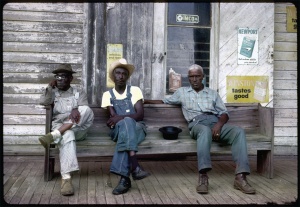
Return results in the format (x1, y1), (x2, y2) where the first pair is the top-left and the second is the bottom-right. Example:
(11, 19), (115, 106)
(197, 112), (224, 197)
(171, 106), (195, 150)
(77, 89), (89, 106)
(39, 80), (57, 105)
(69, 89), (89, 124)
(106, 99), (144, 128)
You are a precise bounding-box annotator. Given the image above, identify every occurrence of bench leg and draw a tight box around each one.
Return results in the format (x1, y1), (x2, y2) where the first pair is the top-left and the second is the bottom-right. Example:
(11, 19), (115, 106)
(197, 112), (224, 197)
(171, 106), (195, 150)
(49, 157), (55, 181)
(257, 150), (273, 179)
(44, 145), (55, 181)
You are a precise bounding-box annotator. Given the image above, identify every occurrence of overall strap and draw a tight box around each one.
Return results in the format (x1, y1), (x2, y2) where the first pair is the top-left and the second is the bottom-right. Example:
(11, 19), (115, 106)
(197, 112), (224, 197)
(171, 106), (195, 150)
(73, 88), (79, 100)
(126, 85), (132, 99)
(109, 88), (116, 105)
(54, 88), (60, 97)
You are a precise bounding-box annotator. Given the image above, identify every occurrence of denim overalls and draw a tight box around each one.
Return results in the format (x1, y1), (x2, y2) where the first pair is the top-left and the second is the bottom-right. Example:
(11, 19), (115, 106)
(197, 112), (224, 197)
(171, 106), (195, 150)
(52, 88), (79, 131)
(109, 85), (147, 177)
(51, 87), (94, 175)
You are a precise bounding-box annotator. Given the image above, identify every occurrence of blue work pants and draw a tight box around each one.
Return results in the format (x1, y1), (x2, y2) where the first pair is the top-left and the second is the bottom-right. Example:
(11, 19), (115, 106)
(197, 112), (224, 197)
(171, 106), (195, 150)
(189, 114), (250, 175)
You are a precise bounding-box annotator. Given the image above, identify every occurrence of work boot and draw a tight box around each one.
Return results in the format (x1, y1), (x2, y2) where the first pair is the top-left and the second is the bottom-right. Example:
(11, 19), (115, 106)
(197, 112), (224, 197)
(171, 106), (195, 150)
(196, 173), (209, 194)
(112, 176), (131, 195)
(131, 166), (150, 180)
(38, 132), (54, 148)
(61, 178), (74, 196)
(234, 173), (256, 194)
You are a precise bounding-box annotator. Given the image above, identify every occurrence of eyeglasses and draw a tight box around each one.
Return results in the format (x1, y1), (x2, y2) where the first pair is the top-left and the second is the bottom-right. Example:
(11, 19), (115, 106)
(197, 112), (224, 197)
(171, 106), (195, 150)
(54, 75), (70, 80)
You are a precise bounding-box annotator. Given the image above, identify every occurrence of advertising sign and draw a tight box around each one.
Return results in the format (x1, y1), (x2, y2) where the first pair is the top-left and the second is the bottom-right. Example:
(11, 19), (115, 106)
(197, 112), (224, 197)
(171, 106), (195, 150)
(227, 76), (269, 103)
(287, 6), (297, 32)
(106, 44), (123, 88)
(238, 28), (258, 65)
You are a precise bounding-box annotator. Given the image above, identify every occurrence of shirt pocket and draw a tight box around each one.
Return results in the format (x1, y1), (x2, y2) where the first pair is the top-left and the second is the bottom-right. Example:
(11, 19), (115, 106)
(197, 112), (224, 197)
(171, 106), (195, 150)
(185, 100), (194, 110)
(203, 97), (215, 110)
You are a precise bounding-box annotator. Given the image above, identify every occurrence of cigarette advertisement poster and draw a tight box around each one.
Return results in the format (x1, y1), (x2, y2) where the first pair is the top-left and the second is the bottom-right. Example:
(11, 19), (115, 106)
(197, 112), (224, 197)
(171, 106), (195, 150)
(227, 76), (269, 103)
(286, 6), (297, 32)
(107, 44), (123, 88)
(238, 28), (258, 65)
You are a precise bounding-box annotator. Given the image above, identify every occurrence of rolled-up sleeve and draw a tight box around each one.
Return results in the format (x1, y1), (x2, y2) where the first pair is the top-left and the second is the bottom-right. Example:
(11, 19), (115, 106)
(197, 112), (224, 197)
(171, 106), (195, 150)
(214, 92), (229, 118)
(163, 88), (182, 105)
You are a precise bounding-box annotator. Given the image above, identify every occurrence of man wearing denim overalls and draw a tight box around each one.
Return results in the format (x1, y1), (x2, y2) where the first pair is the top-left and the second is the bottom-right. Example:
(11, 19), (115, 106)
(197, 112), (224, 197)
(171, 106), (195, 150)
(101, 58), (150, 195)
(39, 63), (94, 196)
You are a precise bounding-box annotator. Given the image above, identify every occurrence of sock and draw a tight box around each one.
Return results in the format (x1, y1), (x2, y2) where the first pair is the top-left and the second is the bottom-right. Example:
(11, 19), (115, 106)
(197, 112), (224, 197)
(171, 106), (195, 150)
(51, 129), (61, 140)
(129, 154), (138, 171)
(61, 173), (71, 180)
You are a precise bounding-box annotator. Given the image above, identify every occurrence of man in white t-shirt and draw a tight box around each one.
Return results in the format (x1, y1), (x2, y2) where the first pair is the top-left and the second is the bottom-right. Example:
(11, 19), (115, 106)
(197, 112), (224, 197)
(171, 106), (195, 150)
(101, 58), (150, 195)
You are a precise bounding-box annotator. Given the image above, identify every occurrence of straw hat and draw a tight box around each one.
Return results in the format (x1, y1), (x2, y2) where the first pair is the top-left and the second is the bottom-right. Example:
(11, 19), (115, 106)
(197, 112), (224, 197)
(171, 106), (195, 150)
(52, 63), (76, 74)
(108, 58), (135, 81)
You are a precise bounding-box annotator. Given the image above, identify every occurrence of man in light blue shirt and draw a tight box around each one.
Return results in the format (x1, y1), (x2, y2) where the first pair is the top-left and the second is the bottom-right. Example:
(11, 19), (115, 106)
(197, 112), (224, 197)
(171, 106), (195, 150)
(145, 64), (255, 194)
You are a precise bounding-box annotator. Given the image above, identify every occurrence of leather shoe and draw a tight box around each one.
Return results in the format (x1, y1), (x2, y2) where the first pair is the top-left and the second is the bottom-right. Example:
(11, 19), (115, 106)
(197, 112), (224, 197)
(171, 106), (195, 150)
(61, 178), (74, 196)
(234, 174), (256, 194)
(131, 166), (150, 180)
(38, 133), (54, 148)
(196, 173), (209, 194)
(112, 176), (131, 195)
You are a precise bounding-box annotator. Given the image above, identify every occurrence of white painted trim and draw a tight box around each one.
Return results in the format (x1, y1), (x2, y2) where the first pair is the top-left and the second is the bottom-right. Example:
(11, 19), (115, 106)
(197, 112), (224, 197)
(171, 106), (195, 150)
(152, 3), (219, 98)
(151, 3), (167, 99)
(210, 3), (220, 91)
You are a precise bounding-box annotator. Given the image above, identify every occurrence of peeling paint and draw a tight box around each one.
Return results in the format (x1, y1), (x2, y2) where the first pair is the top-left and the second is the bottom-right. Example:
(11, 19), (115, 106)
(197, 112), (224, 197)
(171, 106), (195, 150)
(107, 3), (115, 10)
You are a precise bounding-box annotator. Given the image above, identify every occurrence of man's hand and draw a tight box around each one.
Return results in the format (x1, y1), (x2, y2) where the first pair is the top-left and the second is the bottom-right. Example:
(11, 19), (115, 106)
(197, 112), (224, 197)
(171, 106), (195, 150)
(106, 115), (123, 128)
(211, 123), (223, 141)
(211, 113), (228, 141)
(49, 79), (57, 88)
(69, 108), (81, 124)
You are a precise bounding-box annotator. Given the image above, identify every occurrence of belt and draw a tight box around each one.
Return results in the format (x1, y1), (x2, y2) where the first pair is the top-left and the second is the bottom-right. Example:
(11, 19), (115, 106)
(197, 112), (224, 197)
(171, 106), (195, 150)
(189, 112), (215, 123)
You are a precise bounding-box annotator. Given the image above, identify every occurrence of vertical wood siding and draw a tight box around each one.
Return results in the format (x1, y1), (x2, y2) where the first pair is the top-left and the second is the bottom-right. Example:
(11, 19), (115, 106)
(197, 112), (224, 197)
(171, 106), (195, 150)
(88, 3), (154, 104)
(3, 3), (84, 154)
(273, 3), (297, 155)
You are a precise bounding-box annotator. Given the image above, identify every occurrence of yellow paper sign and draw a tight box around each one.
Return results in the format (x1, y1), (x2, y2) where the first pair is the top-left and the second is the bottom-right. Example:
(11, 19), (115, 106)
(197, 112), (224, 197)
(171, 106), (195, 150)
(287, 6), (297, 32)
(106, 44), (123, 88)
(226, 76), (269, 103)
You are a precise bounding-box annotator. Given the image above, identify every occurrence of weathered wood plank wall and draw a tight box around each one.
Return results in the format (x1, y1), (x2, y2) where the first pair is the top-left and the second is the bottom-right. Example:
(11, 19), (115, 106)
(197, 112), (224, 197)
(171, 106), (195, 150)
(3, 3), (84, 154)
(273, 3), (297, 155)
(88, 2), (154, 104)
(218, 3), (274, 104)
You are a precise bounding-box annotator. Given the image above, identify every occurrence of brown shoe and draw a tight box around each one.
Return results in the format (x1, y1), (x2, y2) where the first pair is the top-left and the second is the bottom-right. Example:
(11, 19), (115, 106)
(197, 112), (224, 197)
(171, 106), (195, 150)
(234, 174), (256, 194)
(61, 178), (74, 196)
(196, 173), (209, 194)
(38, 133), (54, 148)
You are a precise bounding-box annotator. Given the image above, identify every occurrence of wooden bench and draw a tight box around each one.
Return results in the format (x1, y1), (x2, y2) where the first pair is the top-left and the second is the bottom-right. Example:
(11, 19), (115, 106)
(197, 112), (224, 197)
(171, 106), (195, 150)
(43, 103), (274, 181)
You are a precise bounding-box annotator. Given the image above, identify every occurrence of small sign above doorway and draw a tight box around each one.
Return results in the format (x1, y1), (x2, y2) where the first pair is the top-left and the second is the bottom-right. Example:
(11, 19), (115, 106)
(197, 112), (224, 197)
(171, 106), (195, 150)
(176, 14), (199, 23)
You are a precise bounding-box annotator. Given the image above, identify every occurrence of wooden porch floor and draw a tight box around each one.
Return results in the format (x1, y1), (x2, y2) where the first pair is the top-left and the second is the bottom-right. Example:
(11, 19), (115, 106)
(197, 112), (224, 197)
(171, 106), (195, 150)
(3, 155), (298, 205)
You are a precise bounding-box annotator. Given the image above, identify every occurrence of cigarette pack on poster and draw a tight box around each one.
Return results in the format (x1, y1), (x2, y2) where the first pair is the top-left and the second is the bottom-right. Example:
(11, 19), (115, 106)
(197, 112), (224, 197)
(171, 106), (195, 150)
(240, 36), (256, 58)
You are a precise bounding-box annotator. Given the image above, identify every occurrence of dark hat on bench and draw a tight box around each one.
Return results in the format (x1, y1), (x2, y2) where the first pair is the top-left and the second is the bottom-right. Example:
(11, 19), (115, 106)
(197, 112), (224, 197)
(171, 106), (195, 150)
(52, 63), (77, 74)
(109, 58), (135, 81)
(159, 126), (182, 140)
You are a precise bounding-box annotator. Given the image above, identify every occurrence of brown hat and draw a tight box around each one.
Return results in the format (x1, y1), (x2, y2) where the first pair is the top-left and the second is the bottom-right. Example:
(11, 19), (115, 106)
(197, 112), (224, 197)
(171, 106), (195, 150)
(108, 58), (135, 81)
(52, 63), (76, 74)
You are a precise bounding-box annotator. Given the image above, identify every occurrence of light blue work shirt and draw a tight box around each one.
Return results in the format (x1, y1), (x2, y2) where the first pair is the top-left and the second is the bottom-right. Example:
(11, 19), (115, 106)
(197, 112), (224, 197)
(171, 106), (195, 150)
(163, 86), (229, 122)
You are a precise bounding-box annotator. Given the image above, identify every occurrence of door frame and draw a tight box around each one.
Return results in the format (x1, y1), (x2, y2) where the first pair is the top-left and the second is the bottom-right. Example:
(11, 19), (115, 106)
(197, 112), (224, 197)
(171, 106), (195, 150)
(151, 2), (220, 99)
